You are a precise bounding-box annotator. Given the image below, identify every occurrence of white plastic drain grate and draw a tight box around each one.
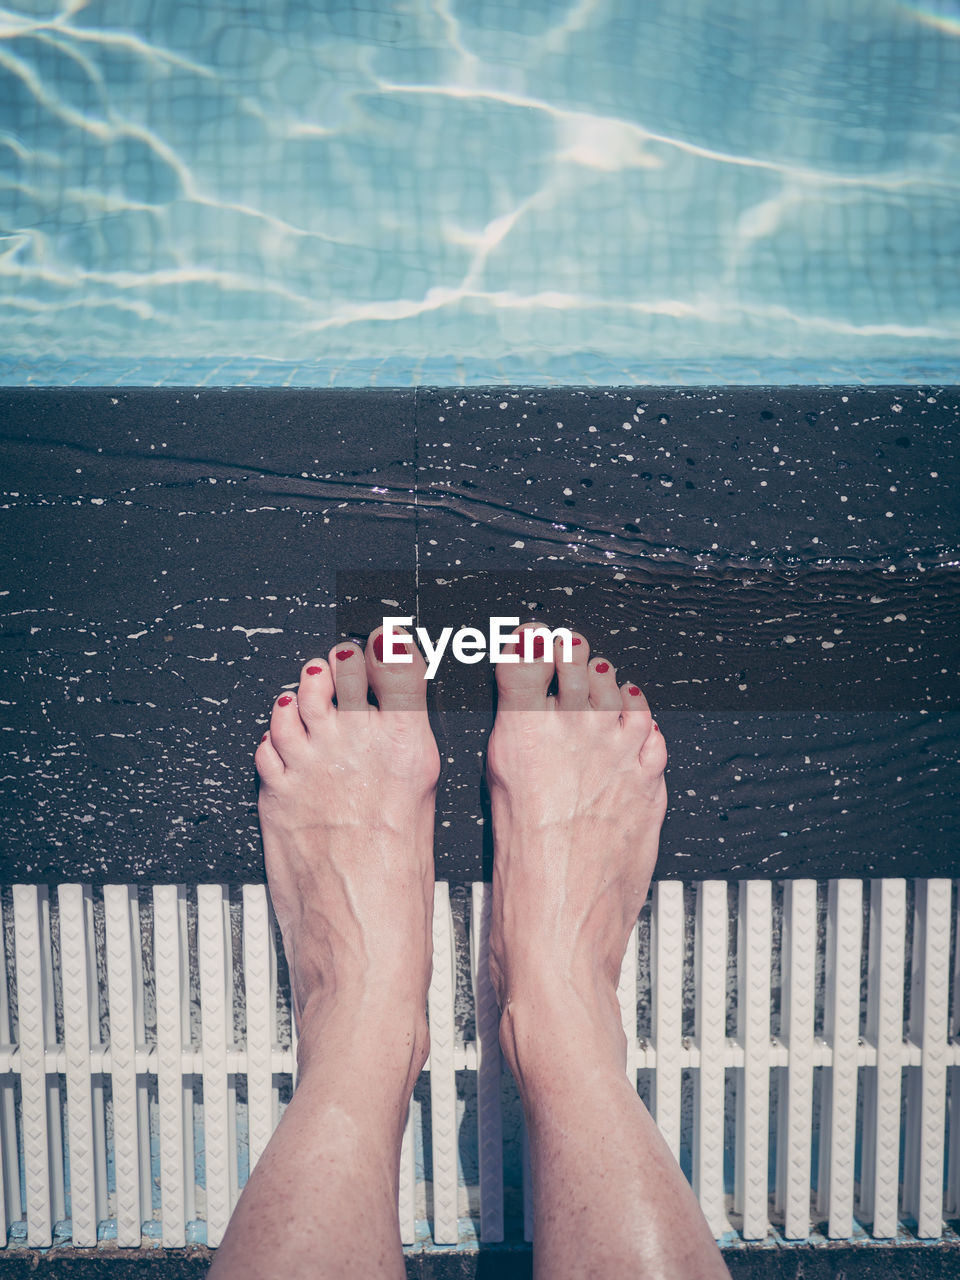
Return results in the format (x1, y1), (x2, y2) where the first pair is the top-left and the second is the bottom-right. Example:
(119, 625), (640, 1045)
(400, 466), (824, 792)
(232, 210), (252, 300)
(0, 878), (958, 1249)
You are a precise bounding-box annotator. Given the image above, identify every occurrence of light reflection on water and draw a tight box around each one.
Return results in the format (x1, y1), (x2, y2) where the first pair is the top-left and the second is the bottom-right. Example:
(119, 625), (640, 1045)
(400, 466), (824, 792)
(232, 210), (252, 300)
(0, 0), (958, 385)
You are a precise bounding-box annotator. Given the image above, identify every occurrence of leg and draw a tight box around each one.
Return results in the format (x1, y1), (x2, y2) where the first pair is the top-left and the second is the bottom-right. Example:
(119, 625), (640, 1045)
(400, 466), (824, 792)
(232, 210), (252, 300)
(487, 625), (730, 1280)
(210, 628), (439, 1280)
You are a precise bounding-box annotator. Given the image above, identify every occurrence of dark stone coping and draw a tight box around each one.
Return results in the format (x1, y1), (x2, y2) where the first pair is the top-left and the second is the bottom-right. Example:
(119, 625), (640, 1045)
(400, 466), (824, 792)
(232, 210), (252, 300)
(1, 386), (956, 882)
(2, 1240), (960, 1278)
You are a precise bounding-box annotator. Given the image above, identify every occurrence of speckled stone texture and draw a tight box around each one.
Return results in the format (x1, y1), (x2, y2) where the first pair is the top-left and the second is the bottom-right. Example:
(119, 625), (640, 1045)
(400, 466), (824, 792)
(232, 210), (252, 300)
(1, 386), (957, 883)
(1, 1243), (960, 1277)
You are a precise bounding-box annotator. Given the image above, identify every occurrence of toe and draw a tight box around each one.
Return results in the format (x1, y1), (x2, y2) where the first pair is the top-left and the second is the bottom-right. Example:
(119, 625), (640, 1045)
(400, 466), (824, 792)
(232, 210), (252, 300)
(586, 657), (622, 712)
(620, 681), (654, 739)
(555, 630), (590, 710)
(297, 658), (335, 725)
(367, 624), (429, 711)
(267, 690), (306, 760)
(254, 730), (284, 784)
(640, 717), (668, 775)
(329, 640), (368, 710)
(494, 622), (557, 710)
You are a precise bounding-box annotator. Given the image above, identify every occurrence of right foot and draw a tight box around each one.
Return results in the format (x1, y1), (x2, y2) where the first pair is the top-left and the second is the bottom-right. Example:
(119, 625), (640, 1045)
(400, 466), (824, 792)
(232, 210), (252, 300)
(486, 623), (668, 1067)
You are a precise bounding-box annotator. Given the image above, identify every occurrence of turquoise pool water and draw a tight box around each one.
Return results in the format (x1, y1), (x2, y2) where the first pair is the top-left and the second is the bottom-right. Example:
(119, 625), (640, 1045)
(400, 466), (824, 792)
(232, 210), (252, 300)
(1, 0), (958, 386)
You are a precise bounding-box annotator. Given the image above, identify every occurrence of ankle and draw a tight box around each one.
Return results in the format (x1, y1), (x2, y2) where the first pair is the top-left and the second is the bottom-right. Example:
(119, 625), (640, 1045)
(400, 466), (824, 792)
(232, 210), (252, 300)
(497, 974), (626, 1093)
(297, 992), (430, 1090)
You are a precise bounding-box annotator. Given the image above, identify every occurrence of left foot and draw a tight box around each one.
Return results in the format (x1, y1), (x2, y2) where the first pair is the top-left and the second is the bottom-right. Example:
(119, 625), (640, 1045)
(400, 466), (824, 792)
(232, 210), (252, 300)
(255, 625), (440, 1065)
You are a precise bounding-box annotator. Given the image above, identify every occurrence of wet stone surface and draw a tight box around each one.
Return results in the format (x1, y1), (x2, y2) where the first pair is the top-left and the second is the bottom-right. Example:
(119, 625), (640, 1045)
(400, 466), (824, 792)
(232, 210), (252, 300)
(0, 1242), (959, 1277)
(1, 386), (957, 883)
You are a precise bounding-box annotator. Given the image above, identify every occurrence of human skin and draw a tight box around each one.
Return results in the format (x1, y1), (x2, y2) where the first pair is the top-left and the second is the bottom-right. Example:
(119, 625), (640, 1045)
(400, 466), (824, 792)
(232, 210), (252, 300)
(209, 628), (437, 1279)
(487, 623), (730, 1279)
(209, 622), (730, 1279)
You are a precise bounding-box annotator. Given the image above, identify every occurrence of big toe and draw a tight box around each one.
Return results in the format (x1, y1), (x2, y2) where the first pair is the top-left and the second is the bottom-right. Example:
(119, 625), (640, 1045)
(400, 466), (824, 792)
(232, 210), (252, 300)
(494, 622), (557, 710)
(367, 625), (429, 711)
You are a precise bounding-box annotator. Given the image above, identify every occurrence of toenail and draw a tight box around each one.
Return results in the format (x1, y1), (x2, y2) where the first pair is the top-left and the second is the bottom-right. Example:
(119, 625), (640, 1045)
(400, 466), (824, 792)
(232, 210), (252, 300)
(277, 695), (293, 706)
(373, 634), (409, 662)
(595, 662), (609, 673)
(260, 732), (268, 742)
(335, 649), (353, 661)
(653, 721), (659, 731)
(629, 685), (641, 696)
(531, 635), (545, 659)
(306, 664), (324, 674)
(571, 637), (582, 646)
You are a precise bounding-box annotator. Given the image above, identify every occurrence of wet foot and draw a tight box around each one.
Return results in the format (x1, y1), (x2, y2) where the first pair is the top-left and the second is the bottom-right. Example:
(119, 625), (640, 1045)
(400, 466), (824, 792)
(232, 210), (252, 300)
(486, 623), (668, 1065)
(255, 626), (440, 1060)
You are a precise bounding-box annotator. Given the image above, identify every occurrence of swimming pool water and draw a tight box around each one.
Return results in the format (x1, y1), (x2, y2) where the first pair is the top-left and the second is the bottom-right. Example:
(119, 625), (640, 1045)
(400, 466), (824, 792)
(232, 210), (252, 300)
(1, 0), (958, 386)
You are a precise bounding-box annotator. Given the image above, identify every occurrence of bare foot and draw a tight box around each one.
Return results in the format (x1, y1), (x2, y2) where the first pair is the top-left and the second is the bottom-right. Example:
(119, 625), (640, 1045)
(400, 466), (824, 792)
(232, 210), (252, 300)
(486, 626), (728, 1280)
(486, 623), (667, 1065)
(255, 625), (440, 1064)
(210, 628), (440, 1280)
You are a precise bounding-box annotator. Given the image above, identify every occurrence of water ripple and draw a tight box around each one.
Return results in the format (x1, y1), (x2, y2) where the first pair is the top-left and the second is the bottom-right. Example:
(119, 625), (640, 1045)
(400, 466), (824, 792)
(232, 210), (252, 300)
(0, 0), (957, 381)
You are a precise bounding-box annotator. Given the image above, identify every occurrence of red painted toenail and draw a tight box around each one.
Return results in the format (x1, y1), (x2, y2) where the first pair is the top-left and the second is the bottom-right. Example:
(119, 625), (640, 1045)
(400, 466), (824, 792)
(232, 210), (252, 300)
(653, 721), (659, 731)
(306, 665), (324, 674)
(629, 685), (641, 696)
(572, 637), (582, 646)
(260, 733), (268, 742)
(531, 635), (545, 659)
(373, 634), (409, 662)
(335, 649), (353, 661)
(277, 695), (293, 706)
(595, 662), (609, 673)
